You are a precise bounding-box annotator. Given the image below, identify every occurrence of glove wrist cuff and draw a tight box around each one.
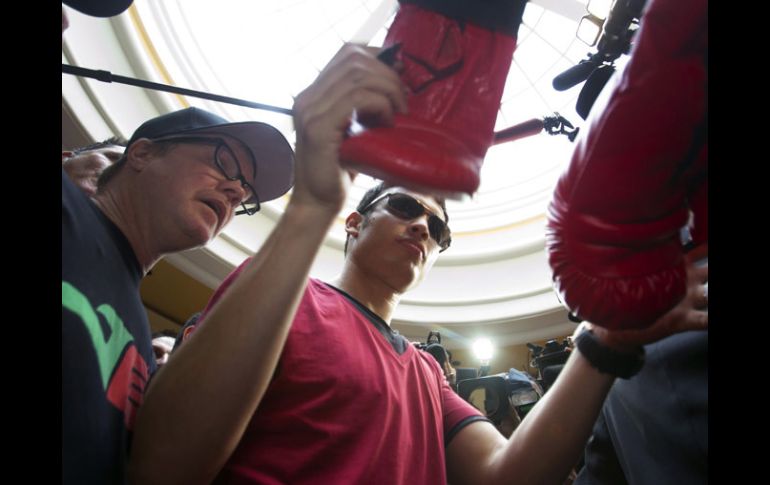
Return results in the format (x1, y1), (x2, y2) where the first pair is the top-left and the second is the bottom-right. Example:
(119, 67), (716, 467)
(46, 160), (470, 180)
(575, 328), (645, 379)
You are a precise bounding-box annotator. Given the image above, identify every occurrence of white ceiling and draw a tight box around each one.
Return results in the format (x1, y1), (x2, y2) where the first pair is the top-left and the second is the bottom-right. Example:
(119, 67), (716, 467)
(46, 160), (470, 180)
(62, 0), (600, 348)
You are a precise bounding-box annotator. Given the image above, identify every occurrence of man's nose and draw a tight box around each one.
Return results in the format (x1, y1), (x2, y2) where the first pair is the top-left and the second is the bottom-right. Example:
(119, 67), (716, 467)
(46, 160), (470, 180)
(407, 217), (430, 240)
(219, 179), (247, 207)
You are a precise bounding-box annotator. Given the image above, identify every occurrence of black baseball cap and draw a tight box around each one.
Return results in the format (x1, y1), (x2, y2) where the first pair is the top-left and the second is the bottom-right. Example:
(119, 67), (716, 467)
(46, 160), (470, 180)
(126, 107), (294, 203)
(62, 0), (134, 17)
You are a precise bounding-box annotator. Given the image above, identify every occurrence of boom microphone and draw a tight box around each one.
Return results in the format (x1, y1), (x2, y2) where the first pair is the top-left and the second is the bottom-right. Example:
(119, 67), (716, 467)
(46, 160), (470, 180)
(575, 64), (616, 119)
(552, 57), (599, 91)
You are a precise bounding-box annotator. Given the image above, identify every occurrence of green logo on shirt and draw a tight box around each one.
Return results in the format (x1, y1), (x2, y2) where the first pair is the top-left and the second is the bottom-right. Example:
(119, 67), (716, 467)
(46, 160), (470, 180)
(62, 282), (149, 429)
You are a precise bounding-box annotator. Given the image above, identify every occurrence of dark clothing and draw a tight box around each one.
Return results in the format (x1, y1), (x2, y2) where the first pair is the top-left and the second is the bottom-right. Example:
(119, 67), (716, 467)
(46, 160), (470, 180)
(575, 330), (708, 485)
(62, 170), (155, 484)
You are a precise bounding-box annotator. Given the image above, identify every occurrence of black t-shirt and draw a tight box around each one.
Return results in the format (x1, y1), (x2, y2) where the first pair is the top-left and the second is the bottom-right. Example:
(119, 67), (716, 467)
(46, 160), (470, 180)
(62, 171), (155, 484)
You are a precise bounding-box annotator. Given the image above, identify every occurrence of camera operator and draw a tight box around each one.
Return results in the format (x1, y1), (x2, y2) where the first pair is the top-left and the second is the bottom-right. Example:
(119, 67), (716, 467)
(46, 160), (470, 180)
(528, 337), (574, 392)
(416, 332), (458, 390)
(460, 367), (543, 439)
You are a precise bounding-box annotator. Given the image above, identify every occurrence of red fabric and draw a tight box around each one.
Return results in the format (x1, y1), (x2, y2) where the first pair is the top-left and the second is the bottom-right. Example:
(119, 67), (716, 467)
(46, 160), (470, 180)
(105, 344), (148, 430)
(339, 3), (518, 195)
(546, 0), (707, 330)
(188, 267), (481, 484)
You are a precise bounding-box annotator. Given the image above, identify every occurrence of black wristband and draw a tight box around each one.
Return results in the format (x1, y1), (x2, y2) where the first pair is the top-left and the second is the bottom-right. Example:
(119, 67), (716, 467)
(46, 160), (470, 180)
(575, 329), (645, 379)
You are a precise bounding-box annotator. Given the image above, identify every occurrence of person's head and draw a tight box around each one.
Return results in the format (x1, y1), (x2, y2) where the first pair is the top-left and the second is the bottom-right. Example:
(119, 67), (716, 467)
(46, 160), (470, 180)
(424, 343), (456, 386)
(343, 182), (451, 291)
(62, 136), (127, 196)
(173, 312), (201, 352)
(151, 330), (177, 368)
(95, 107), (294, 251)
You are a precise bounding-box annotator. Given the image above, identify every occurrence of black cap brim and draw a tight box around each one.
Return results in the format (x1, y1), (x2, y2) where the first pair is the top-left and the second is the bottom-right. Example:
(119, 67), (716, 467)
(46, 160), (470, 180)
(63, 0), (134, 17)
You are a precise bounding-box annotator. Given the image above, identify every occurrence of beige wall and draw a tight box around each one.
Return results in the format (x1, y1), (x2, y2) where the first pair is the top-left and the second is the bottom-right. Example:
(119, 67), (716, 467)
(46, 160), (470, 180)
(141, 260), (214, 333)
(146, 307), (182, 334)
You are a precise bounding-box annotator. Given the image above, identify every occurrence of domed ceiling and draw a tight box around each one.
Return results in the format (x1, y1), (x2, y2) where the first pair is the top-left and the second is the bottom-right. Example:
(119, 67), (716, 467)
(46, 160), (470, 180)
(62, 0), (602, 348)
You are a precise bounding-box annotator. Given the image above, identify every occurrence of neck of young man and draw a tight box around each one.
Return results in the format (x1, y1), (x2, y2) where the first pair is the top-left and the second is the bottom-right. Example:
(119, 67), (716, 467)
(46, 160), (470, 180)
(331, 260), (411, 325)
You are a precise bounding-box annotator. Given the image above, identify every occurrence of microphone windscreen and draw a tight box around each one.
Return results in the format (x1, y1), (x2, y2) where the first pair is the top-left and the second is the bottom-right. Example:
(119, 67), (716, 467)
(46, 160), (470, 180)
(576, 65), (616, 120)
(552, 61), (598, 91)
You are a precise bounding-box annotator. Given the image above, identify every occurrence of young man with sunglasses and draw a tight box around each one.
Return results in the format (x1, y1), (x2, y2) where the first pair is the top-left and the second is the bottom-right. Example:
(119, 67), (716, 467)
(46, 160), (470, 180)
(136, 180), (473, 484)
(128, 47), (707, 485)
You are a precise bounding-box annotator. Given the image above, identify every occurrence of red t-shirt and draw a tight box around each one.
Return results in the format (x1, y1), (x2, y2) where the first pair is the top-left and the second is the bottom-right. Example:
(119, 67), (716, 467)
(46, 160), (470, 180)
(187, 260), (484, 484)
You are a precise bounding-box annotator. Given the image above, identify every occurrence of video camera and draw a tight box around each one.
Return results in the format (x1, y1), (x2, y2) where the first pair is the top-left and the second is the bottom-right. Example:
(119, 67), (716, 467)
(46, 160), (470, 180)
(527, 338), (572, 392)
(414, 331), (451, 366)
(457, 368), (542, 430)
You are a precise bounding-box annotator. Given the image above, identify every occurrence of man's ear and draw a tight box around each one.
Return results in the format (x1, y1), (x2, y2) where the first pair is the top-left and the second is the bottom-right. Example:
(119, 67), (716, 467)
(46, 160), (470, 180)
(125, 139), (155, 172)
(61, 151), (74, 163)
(345, 212), (364, 238)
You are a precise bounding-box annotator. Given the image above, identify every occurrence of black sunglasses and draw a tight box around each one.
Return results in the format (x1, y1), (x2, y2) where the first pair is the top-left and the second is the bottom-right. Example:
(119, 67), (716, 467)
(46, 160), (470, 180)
(360, 192), (452, 252)
(151, 135), (260, 216)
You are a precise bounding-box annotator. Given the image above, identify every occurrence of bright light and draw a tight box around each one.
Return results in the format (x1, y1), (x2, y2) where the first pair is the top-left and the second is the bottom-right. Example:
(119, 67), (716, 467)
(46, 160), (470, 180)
(472, 338), (495, 362)
(587, 0), (613, 20)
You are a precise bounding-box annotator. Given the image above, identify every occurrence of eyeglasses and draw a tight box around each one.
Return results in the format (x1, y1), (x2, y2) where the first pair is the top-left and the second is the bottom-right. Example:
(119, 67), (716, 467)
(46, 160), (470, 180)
(360, 192), (452, 252)
(152, 135), (260, 216)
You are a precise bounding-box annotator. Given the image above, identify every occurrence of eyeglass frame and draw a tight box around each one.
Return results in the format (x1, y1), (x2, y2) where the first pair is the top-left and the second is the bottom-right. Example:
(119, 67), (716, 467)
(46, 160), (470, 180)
(149, 135), (261, 215)
(359, 192), (452, 253)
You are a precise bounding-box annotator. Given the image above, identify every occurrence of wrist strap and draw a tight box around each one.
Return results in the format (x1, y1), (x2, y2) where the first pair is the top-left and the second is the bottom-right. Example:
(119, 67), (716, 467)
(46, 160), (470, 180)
(575, 329), (645, 379)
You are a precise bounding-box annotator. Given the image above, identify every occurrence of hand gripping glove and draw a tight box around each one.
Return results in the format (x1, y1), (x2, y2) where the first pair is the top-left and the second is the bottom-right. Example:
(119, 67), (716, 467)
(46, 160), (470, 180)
(546, 0), (708, 330)
(339, 0), (528, 197)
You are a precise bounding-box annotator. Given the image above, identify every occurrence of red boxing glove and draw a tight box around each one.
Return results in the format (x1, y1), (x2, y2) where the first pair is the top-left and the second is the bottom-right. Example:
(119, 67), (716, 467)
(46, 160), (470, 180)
(546, 0), (708, 330)
(340, 0), (527, 197)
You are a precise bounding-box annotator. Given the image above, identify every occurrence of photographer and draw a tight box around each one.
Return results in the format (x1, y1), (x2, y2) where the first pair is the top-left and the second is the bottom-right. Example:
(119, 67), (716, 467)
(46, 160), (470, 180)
(460, 367), (542, 439)
(418, 333), (458, 390)
(528, 337), (573, 392)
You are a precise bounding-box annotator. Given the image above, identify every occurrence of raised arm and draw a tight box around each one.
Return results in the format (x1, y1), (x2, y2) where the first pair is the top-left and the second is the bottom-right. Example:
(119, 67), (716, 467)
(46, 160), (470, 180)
(128, 44), (407, 485)
(446, 262), (708, 485)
